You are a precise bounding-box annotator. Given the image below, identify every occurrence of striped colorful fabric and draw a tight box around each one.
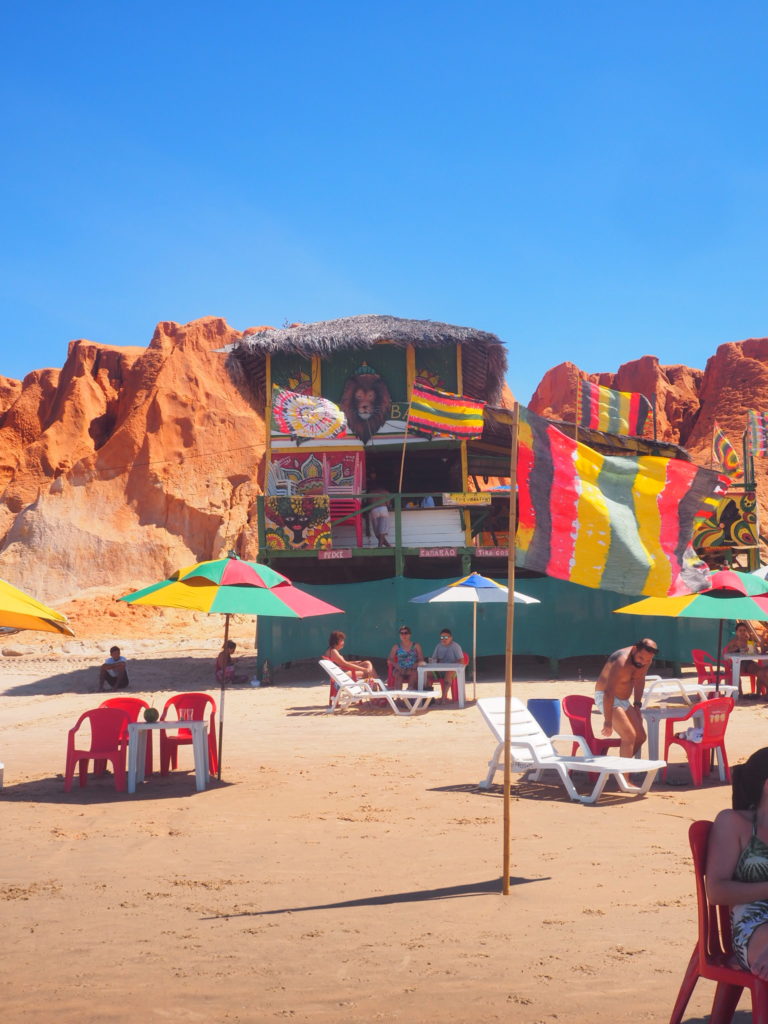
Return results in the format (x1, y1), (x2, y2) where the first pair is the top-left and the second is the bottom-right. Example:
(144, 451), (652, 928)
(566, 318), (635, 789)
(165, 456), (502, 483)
(712, 421), (744, 480)
(577, 381), (652, 436)
(409, 383), (485, 439)
(747, 410), (768, 456)
(516, 408), (729, 597)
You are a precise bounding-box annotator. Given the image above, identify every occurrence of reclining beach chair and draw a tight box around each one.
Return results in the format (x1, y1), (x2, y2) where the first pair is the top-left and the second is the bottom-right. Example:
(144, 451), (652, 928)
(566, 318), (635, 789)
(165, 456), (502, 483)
(319, 660), (434, 716)
(476, 696), (665, 805)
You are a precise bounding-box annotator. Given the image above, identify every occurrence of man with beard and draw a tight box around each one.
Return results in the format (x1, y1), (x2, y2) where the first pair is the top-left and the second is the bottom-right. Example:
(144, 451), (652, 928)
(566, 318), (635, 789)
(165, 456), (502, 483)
(594, 639), (658, 757)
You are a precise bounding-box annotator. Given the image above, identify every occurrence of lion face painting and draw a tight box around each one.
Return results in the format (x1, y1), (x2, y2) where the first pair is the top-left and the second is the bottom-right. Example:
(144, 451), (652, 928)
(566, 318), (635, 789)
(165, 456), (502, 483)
(339, 370), (392, 442)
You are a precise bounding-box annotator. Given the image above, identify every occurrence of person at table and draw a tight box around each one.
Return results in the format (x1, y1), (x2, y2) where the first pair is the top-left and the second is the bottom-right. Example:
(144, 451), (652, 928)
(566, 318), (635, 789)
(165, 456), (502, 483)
(595, 638), (658, 758)
(387, 626), (424, 690)
(724, 622), (768, 693)
(706, 746), (768, 979)
(426, 628), (465, 702)
(98, 645), (130, 692)
(323, 630), (376, 681)
(215, 640), (247, 684)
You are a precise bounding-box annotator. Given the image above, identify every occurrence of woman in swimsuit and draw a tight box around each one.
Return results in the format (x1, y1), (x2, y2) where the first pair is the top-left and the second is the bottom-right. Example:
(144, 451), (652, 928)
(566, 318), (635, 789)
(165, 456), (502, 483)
(707, 747), (768, 979)
(387, 625), (424, 690)
(323, 630), (375, 680)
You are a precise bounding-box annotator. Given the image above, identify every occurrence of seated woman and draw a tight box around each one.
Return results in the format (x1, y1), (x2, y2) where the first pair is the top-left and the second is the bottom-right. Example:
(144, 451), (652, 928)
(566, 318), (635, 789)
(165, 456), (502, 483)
(707, 747), (768, 979)
(724, 622), (768, 694)
(323, 630), (375, 681)
(215, 640), (247, 684)
(387, 626), (424, 690)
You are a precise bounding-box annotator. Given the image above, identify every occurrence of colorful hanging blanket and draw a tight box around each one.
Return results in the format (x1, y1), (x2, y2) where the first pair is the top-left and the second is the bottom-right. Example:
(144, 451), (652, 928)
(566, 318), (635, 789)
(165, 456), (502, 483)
(517, 407), (728, 597)
(577, 381), (652, 437)
(409, 383), (485, 439)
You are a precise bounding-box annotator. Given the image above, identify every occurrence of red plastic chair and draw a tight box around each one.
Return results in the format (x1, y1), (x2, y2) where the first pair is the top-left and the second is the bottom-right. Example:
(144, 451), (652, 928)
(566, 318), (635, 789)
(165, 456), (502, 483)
(663, 697), (734, 786)
(159, 693), (218, 777)
(669, 819), (768, 1024)
(99, 697), (152, 776)
(561, 694), (621, 757)
(328, 498), (363, 545)
(692, 649), (730, 688)
(64, 707), (129, 793)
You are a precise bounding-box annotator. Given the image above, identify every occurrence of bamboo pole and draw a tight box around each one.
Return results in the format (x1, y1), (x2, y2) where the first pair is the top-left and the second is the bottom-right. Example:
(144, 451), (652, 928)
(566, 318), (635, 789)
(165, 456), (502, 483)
(502, 402), (519, 896)
(397, 396), (414, 495)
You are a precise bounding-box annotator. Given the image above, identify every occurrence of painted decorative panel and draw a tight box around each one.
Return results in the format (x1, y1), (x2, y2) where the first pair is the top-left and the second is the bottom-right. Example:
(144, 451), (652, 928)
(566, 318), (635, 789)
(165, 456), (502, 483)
(264, 495), (332, 550)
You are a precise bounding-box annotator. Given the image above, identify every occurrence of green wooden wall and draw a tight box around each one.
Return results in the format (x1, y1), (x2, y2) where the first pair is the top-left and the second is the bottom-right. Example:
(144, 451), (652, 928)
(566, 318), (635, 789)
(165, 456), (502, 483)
(256, 575), (722, 676)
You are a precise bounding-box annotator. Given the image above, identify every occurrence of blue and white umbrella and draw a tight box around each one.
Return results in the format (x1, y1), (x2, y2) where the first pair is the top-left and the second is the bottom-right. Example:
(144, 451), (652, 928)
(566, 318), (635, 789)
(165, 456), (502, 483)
(410, 572), (539, 698)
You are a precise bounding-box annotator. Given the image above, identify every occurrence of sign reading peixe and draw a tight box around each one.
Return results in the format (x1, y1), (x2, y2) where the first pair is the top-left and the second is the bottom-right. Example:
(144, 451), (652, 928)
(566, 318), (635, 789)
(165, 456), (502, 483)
(318, 549), (352, 560)
(419, 547), (457, 558)
(476, 547), (508, 558)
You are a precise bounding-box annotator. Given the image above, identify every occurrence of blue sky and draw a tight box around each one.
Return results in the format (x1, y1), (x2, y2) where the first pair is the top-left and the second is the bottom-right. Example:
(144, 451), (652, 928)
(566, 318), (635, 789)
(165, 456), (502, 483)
(2, 2), (768, 403)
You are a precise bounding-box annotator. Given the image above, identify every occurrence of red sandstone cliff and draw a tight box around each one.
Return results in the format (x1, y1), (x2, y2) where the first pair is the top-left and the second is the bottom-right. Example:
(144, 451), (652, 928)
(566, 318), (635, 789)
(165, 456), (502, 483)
(0, 317), (265, 608)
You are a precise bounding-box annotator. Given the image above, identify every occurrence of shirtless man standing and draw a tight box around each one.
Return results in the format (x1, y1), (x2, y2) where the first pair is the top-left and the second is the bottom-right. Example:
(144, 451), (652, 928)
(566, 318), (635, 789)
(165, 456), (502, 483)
(595, 638), (658, 758)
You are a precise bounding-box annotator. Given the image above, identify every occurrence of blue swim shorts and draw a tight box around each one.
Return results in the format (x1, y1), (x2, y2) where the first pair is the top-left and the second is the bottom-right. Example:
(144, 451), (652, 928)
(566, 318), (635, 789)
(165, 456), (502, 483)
(594, 691), (631, 713)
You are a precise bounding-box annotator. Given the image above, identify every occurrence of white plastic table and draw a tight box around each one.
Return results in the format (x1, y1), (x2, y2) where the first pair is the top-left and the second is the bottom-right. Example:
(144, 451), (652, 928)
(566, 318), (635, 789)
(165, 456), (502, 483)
(729, 653), (768, 692)
(127, 720), (209, 794)
(642, 678), (739, 708)
(417, 663), (467, 708)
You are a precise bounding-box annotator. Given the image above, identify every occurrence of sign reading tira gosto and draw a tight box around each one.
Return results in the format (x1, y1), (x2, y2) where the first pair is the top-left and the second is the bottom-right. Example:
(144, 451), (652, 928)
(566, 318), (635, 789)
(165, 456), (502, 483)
(441, 493), (492, 506)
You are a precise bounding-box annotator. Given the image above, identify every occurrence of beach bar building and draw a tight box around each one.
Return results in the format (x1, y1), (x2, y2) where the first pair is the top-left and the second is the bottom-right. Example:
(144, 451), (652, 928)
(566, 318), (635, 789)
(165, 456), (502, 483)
(228, 315), (716, 675)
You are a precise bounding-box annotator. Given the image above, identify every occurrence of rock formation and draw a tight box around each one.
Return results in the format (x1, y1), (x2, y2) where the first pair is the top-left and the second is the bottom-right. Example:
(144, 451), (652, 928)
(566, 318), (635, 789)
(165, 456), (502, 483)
(0, 317), (264, 609)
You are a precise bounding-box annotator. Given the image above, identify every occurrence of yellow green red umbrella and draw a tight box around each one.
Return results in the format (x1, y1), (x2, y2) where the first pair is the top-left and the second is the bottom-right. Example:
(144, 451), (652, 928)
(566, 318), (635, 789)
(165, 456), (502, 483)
(119, 554), (344, 777)
(0, 577), (74, 636)
(615, 569), (768, 689)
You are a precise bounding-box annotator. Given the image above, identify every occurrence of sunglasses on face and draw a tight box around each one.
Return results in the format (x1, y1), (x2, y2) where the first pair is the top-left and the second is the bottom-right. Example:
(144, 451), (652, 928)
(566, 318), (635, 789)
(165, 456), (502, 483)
(636, 642), (658, 656)
(399, 630), (410, 635)
(440, 635), (451, 639)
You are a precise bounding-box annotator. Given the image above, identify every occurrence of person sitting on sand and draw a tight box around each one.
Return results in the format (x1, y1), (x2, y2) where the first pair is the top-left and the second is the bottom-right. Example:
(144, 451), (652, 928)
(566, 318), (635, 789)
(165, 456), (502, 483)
(215, 640), (247, 684)
(595, 638), (657, 758)
(98, 646), (130, 692)
(323, 630), (375, 680)
(706, 747), (768, 979)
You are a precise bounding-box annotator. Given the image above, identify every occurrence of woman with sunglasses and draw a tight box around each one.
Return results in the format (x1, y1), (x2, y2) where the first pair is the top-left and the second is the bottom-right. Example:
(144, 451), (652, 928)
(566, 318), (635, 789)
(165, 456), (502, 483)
(387, 626), (424, 690)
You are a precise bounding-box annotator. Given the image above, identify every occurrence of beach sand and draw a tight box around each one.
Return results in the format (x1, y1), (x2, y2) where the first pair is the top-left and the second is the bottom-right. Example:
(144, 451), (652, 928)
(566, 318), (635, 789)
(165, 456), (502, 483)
(1, 629), (764, 1024)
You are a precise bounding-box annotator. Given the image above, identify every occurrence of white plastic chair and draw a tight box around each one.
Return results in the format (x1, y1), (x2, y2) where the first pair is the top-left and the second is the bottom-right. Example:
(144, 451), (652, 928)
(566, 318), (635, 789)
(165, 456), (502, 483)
(476, 696), (665, 804)
(319, 660), (434, 716)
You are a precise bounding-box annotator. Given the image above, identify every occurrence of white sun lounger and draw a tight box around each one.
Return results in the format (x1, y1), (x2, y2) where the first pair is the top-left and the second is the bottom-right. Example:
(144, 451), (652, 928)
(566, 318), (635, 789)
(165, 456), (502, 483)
(477, 696), (665, 804)
(320, 660), (434, 716)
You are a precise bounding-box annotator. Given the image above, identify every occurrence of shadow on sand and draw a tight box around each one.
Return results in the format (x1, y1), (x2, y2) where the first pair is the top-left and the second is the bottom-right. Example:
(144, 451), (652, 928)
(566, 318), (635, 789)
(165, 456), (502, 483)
(203, 876), (549, 919)
(0, 772), (231, 804)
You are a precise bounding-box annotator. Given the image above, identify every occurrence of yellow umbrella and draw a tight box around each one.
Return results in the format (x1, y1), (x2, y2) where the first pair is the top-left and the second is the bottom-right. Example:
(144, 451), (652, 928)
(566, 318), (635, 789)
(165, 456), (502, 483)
(0, 578), (75, 636)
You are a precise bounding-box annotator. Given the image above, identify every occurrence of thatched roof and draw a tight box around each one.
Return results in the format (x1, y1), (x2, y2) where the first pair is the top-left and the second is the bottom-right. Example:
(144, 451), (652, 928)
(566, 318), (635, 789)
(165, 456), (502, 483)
(228, 314), (508, 405)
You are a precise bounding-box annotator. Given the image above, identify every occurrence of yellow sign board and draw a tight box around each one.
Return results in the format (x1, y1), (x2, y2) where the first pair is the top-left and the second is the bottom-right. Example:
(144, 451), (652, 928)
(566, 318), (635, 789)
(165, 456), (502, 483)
(442, 492), (492, 507)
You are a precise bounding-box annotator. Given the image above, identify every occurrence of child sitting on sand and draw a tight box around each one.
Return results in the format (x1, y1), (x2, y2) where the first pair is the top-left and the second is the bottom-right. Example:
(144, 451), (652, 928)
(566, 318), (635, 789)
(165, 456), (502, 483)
(215, 640), (247, 684)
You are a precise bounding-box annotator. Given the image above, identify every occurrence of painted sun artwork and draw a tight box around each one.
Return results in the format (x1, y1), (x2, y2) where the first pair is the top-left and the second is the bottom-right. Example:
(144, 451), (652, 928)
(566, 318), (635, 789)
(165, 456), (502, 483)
(271, 386), (348, 441)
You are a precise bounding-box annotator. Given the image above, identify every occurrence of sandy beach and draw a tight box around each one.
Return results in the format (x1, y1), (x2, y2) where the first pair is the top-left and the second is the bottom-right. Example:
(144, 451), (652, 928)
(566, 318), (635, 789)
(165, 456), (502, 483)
(1, 628), (764, 1024)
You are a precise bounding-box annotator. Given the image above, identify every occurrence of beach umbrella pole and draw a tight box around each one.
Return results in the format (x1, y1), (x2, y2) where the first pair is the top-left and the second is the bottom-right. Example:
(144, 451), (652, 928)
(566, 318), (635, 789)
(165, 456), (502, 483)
(217, 614), (231, 781)
(502, 402), (519, 896)
(472, 602), (477, 700)
(715, 620), (723, 696)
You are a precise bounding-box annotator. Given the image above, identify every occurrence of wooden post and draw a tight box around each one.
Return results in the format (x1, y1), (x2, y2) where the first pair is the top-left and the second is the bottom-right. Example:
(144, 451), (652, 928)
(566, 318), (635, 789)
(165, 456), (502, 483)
(502, 402), (519, 896)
